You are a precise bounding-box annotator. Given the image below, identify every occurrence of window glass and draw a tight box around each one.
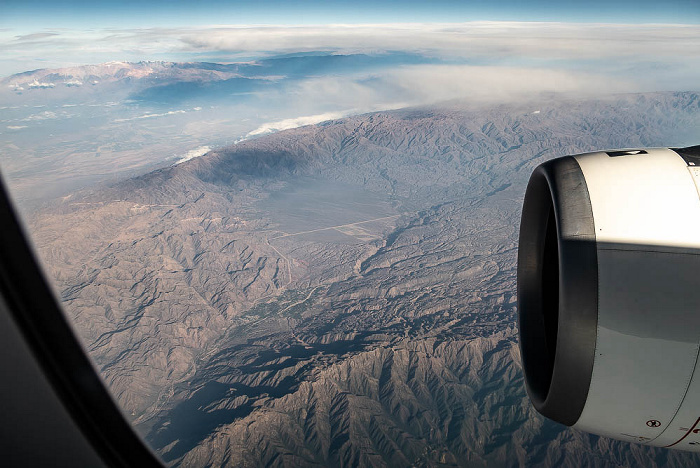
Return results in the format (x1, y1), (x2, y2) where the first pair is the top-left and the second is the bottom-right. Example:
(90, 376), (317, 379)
(1, 2), (699, 466)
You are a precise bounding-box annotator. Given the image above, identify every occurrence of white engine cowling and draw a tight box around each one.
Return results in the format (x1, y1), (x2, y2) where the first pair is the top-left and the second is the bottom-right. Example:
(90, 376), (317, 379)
(518, 146), (700, 451)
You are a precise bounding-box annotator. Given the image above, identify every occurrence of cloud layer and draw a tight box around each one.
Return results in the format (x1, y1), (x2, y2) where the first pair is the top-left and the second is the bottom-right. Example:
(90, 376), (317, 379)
(2, 22), (699, 81)
(245, 111), (349, 138)
(1, 22), (698, 144)
(179, 22), (700, 63)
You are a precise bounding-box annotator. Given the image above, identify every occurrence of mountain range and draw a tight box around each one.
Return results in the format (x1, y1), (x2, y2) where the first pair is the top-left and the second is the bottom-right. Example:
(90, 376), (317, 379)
(26, 91), (700, 467)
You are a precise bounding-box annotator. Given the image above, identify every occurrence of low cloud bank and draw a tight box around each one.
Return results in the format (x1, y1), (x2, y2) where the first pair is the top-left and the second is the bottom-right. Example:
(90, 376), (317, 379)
(271, 64), (633, 119)
(180, 22), (700, 64)
(21, 111), (58, 121)
(27, 79), (55, 89)
(245, 111), (348, 138)
(114, 110), (187, 123)
(382, 65), (632, 103)
(174, 145), (211, 165)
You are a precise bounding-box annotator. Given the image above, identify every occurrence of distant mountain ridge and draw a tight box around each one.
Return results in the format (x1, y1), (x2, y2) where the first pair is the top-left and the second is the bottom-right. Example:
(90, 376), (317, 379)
(1, 61), (250, 95)
(1, 53), (433, 97)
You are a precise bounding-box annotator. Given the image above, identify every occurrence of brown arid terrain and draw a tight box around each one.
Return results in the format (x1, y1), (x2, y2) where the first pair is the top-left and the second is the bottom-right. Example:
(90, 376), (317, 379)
(27, 91), (700, 467)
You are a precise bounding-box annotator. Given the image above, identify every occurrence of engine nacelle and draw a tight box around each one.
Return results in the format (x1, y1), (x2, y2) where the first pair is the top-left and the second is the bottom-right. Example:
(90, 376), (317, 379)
(518, 146), (700, 451)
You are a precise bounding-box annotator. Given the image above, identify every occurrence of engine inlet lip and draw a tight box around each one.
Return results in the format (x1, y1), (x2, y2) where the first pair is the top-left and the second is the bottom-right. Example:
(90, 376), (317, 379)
(517, 156), (599, 426)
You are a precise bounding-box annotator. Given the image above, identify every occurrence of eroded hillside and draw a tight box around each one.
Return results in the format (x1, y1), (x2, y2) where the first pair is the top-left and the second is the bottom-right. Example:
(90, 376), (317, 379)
(29, 92), (700, 467)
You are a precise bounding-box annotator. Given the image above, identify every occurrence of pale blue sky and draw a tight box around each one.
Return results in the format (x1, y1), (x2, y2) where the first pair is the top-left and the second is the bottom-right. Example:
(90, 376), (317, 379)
(1, 0), (699, 29)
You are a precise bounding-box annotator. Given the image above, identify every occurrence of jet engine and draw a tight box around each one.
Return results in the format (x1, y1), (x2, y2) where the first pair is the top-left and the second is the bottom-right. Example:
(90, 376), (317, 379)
(518, 146), (700, 451)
